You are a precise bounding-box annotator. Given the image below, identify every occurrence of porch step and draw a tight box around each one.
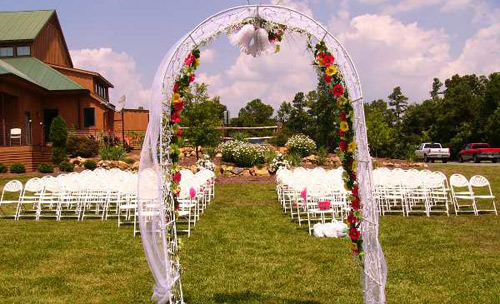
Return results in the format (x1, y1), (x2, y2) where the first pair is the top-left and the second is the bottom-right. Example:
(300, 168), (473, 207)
(0, 146), (52, 172)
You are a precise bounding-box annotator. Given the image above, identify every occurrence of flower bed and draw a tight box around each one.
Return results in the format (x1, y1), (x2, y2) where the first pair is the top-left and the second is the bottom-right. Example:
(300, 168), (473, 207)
(285, 134), (316, 157)
(218, 140), (268, 167)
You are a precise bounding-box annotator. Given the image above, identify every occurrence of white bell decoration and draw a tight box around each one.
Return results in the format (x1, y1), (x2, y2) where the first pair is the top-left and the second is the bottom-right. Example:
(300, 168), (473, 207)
(228, 24), (256, 55)
(248, 28), (273, 57)
(228, 24), (273, 57)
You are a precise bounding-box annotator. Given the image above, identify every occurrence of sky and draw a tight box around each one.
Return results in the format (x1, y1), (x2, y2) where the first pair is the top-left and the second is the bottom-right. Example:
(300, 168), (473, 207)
(2, 0), (499, 116)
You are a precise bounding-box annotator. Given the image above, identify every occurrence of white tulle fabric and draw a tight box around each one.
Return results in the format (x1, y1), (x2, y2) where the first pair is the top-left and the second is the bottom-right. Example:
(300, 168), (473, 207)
(138, 4), (387, 304)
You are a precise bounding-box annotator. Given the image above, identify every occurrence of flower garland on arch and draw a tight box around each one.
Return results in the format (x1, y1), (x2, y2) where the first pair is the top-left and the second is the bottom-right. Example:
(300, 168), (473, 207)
(313, 41), (363, 261)
(168, 48), (201, 208)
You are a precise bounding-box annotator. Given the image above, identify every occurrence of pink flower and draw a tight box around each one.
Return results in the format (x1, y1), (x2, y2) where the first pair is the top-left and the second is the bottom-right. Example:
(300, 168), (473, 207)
(351, 198), (360, 210)
(189, 74), (196, 83)
(173, 82), (180, 93)
(349, 228), (360, 241)
(189, 187), (196, 198)
(339, 112), (346, 121)
(324, 74), (332, 83)
(339, 130), (345, 138)
(177, 129), (183, 138)
(173, 100), (184, 112)
(184, 53), (195, 66)
(339, 140), (347, 151)
(352, 185), (359, 197)
(322, 54), (334, 66)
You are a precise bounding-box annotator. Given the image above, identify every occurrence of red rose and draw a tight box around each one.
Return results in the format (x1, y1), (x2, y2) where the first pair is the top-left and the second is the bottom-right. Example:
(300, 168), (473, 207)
(189, 74), (196, 83)
(339, 140), (347, 151)
(316, 52), (324, 62)
(332, 84), (344, 97)
(184, 53), (195, 66)
(339, 112), (346, 121)
(347, 211), (357, 225)
(349, 228), (360, 241)
(173, 82), (180, 93)
(324, 74), (332, 83)
(352, 185), (359, 197)
(173, 172), (181, 183)
(171, 112), (181, 124)
(173, 101), (184, 112)
(322, 54), (334, 66)
(351, 198), (361, 210)
(339, 130), (345, 138)
(177, 129), (183, 137)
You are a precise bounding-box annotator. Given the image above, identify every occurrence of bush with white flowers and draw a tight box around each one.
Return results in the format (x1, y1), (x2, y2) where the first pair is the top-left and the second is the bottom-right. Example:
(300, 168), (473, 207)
(196, 154), (215, 171)
(218, 140), (268, 167)
(285, 134), (316, 157)
(269, 153), (290, 173)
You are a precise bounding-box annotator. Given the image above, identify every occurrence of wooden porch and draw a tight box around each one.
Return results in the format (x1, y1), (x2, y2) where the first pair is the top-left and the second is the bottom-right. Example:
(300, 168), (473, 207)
(0, 145), (51, 172)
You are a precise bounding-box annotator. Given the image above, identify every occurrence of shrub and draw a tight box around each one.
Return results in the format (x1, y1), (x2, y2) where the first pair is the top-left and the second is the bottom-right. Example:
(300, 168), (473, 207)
(269, 130), (291, 147)
(49, 116), (68, 165)
(59, 161), (74, 172)
(67, 135), (99, 158)
(84, 160), (97, 170)
(0, 163), (7, 173)
(196, 154), (216, 171)
(315, 147), (329, 166)
(10, 163), (26, 174)
(218, 140), (267, 167)
(269, 153), (290, 173)
(38, 163), (54, 173)
(123, 157), (135, 165)
(100, 145), (127, 161)
(285, 134), (316, 158)
(285, 153), (302, 167)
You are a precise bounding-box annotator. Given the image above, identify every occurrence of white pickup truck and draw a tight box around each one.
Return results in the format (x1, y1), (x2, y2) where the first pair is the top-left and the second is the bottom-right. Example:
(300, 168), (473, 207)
(415, 143), (450, 163)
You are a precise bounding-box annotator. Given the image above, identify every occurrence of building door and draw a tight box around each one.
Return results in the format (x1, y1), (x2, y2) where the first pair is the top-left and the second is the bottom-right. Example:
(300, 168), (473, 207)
(43, 109), (58, 143)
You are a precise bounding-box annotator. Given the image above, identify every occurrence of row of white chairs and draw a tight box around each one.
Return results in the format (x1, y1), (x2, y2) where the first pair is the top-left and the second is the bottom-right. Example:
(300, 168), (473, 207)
(373, 168), (497, 216)
(276, 167), (349, 235)
(176, 169), (216, 237)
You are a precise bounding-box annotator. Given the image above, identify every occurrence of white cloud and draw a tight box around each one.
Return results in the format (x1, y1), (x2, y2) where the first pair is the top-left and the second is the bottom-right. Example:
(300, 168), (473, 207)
(204, 34), (317, 115)
(272, 0), (314, 17)
(196, 72), (222, 88)
(442, 22), (500, 77)
(70, 48), (150, 109)
(200, 49), (216, 64)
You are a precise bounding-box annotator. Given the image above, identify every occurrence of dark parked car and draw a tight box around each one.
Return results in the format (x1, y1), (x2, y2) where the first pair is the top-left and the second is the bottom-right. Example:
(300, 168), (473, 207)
(458, 143), (500, 163)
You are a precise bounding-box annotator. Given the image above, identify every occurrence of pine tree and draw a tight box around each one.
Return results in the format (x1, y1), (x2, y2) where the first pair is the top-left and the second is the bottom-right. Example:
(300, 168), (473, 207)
(388, 86), (409, 124)
(49, 116), (68, 165)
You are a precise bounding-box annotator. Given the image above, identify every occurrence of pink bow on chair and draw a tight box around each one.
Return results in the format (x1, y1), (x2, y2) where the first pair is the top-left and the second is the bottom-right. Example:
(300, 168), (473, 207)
(300, 188), (307, 201)
(189, 187), (196, 199)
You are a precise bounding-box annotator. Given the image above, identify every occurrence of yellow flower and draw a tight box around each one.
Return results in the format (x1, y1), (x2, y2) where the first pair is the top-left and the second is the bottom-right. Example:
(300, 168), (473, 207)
(325, 65), (338, 76)
(348, 243), (358, 251)
(172, 93), (181, 103)
(337, 96), (348, 105)
(352, 160), (358, 171)
(340, 121), (349, 132)
(348, 142), (357, 153)
(196, 58), (200, 67)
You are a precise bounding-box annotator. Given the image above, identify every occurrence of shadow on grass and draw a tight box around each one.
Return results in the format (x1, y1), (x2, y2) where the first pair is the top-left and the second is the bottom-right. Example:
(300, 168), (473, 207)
(213, 291), (323, 304)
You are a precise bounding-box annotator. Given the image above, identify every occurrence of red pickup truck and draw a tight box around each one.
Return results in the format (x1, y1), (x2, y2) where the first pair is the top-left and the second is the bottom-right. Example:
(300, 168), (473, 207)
(458, 143), (500, 163)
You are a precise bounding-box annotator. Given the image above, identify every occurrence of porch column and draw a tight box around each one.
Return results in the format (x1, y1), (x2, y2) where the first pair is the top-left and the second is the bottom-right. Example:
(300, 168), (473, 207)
(1, 93), (5, 146)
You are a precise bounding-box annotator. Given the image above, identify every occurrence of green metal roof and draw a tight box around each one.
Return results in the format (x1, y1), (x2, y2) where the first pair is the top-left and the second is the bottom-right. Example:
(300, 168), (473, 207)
(0, 57), (84, 91)
(0, 10), (54, 42)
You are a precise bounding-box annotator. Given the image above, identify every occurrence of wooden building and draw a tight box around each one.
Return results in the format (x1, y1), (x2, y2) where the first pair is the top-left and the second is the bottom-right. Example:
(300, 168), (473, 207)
(0, 10), (149, 170)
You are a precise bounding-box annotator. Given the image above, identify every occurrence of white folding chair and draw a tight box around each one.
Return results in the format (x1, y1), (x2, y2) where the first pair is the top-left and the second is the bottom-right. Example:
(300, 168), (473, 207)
(0, 180), (23, 218)
(450, 174), (477, 215)
(16, 178), (44, 220)
(10, 128), (22, 145)
(469, 175), (497, 215)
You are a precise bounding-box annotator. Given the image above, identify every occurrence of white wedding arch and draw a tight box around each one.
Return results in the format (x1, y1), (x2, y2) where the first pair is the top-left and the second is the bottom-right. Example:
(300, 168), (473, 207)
(138, 4), (387, 304)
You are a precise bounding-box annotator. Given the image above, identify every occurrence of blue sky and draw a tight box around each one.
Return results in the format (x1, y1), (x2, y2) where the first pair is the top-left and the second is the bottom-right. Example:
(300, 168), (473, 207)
(2, 0), (499, 115)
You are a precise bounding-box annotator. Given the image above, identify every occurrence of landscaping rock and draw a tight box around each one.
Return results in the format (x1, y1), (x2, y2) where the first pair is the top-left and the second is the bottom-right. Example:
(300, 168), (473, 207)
(118, 161), (129, 170)
(255, 168), (270, 176)
(132, 162), (140, 171)
(231, 167), (244, 175)
(190, 165), (197, 173)
(242, 169), (252, 177)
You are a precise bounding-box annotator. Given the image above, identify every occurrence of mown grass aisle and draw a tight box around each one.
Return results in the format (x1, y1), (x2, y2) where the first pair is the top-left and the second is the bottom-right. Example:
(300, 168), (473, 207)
(180, 183), (360, 304)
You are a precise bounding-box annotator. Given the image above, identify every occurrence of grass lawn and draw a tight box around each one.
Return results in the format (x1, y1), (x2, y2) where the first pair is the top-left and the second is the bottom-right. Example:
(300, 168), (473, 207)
(0, 165), (499, 303)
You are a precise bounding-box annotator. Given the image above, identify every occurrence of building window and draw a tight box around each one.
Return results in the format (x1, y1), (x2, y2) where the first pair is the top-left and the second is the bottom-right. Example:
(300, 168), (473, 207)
(16, 46), (31, 56)
(94, 82), (108, 101)
(0, 46), (14, 57)
(83, 108), (96, 127)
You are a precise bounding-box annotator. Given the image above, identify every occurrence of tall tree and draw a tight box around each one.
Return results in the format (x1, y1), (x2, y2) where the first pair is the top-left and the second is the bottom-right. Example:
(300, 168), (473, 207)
(388, 86), (409, 124)
(231, 99), (275, 127)
(430, 78), (443, 100)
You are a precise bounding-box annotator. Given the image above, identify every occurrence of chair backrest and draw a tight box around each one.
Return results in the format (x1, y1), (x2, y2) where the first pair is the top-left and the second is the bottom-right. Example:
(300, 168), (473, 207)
(2, 180), (23, 193)
(10, 128), (21, 136)
(450, 174), (469, 188)
(23, 178), (44, 193)
(469, 175), (491, 188)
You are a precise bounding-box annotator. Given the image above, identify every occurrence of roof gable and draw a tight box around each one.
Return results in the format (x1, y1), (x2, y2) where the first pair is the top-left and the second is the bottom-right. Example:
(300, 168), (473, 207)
(0, 10), (54, 42)
(0, 57), (84, 91)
